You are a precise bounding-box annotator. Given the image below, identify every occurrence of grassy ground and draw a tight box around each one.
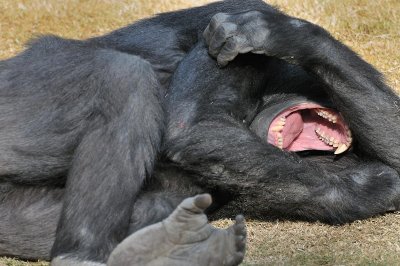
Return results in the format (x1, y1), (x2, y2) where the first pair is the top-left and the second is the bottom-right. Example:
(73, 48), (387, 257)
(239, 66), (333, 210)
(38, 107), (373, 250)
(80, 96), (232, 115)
(0, 0), (399, 265)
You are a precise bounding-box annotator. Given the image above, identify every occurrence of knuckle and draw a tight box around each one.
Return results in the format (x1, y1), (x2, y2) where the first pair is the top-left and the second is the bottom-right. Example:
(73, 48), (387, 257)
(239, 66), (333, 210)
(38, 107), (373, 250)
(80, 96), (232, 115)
(213, 23), (237, 42)
(210, 12), (229, 27)
(225, 37), (239, 50)
(220, 22), (237, 34)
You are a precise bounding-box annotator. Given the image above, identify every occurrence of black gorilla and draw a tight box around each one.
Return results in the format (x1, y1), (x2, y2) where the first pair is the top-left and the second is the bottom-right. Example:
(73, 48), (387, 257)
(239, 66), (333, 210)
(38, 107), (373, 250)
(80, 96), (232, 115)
(0, 0), (400, 264)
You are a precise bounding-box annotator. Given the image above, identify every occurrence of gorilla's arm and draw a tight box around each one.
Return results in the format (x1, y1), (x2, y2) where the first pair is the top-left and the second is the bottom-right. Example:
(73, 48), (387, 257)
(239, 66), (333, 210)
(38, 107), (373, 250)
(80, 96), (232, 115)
(203, 9), (400, 173)
(90, 0), (277, 86)
(164, 43), (400, 224)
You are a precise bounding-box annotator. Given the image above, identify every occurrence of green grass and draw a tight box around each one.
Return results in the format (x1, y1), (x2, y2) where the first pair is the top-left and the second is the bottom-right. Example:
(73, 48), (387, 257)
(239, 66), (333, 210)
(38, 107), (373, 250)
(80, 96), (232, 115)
(0, 0), (399, 265)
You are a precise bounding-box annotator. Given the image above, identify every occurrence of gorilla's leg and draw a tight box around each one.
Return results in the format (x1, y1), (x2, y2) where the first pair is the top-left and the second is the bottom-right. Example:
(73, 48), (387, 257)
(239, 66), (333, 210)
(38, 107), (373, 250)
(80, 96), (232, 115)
(108, 194), (246, 266)
(0, 166), (204, 261)
(49, 51), (162, 263)
(0, 184), (62, 260)
(0, 36), (163, 263)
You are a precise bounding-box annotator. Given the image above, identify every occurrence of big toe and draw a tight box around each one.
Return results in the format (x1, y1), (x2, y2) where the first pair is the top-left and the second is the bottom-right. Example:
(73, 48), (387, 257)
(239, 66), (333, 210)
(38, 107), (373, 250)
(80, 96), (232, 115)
(194, 193), (212, 210)
(179, 193), (212, 213)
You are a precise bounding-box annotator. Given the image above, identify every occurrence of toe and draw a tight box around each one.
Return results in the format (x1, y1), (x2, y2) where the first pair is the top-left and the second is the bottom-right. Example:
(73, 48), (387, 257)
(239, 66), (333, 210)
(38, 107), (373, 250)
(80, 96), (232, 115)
(178, 193), (212, 214)
(232, 251), (245, 265)
(234, 215), (246, 236)
(235, 215), (245, 224)
(194, 194), (213, 210)
(233, 215), (247, 255)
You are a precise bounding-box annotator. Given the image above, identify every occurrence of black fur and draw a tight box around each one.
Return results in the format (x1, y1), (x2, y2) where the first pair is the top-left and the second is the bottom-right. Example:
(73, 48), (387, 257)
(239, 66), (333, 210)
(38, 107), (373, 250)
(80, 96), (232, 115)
(0, 0), (399, 262)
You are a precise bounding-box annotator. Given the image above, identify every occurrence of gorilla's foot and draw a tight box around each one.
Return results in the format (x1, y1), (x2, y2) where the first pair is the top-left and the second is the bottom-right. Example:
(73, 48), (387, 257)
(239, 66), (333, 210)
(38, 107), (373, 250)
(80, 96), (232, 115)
(107, 194), (246, 266)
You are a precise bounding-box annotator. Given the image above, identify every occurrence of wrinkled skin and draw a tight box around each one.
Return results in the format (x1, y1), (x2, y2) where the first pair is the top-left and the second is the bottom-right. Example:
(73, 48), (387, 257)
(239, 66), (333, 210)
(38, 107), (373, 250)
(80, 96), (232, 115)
(0, 0), (399, 264)
(108, 194), (246, 266)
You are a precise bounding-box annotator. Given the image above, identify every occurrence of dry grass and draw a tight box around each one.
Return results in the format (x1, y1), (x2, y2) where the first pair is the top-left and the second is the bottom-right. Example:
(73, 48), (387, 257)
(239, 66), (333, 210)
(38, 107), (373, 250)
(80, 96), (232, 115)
(0, 0), (399, 265)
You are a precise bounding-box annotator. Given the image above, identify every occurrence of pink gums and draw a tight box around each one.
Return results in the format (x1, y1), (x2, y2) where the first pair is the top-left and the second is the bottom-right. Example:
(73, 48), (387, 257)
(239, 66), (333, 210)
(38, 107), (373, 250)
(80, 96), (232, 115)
(267, 103), (350, 152)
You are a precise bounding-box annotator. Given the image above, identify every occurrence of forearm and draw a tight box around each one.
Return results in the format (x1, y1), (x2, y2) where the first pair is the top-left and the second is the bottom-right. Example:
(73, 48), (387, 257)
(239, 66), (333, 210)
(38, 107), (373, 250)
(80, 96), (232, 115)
(93, 0), (274, 56)
(204, 8), (400, 170)
(283, 20), (400, 168)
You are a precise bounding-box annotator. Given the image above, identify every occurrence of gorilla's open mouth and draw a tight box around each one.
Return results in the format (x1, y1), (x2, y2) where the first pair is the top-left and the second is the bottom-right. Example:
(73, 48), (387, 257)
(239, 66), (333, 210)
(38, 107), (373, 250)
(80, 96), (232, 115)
(250, 99), (353, 154)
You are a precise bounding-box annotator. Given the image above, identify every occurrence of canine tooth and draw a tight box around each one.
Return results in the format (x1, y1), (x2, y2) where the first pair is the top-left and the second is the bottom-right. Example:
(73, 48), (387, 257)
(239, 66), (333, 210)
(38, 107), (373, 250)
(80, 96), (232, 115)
(334, 144), (349, 155)
(271, 125), (284, 132)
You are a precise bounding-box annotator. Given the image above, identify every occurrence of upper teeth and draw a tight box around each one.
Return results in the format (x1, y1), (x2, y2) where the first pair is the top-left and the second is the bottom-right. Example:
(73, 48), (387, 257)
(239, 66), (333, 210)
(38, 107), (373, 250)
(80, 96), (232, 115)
(317, 109), (337, 123)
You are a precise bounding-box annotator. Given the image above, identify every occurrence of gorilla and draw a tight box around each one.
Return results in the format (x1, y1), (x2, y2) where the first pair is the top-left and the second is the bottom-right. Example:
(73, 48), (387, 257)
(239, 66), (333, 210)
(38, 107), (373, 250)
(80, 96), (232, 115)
(0, 0), (399, 265)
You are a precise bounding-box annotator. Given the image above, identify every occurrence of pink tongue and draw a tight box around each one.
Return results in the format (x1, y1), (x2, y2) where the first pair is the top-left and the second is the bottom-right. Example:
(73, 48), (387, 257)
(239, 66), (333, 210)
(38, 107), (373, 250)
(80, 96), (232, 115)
(282, 112), (303, 148)
(267, 103), (349, 152)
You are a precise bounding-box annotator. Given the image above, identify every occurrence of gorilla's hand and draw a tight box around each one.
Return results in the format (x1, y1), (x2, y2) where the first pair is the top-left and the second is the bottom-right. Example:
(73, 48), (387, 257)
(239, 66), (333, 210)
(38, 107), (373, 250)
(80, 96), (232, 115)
(203, 10), (321, 67)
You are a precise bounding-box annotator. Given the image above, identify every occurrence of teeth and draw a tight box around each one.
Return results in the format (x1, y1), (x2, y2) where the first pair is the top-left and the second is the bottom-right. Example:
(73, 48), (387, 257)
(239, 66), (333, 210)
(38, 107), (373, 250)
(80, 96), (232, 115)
(277, 136), (283, 149)
(276, 132), (283, 149)
(316, 109), (338, 124)
(280, 117), (286, 122)
(315, 124), (352, 153)
(315, 129), (340, 148)
(271, 125), (284, 132)
(334, 144), (349, 155)
(277, 120), (286, 126)
(328, 114), (338, 123)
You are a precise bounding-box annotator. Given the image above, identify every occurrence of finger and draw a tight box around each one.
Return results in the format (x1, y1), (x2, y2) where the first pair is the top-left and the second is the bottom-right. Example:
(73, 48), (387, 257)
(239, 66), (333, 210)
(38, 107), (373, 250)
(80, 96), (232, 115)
(208, 23), (237, 58)
(217, 35), (252, 67)
(203, 12), (229, 45)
